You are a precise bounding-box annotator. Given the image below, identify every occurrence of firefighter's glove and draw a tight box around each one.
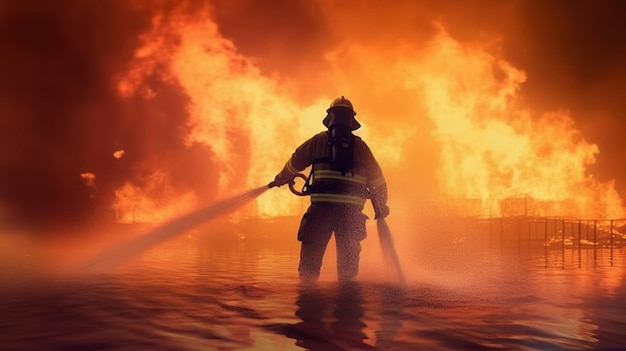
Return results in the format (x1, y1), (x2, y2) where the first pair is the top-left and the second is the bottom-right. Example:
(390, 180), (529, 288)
(374, 204), (390, 220)
(268, 172), (293, 188)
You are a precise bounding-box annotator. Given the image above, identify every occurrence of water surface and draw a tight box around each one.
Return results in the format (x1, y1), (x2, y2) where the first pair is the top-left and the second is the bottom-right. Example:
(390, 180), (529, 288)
(1, 217), (625, 350)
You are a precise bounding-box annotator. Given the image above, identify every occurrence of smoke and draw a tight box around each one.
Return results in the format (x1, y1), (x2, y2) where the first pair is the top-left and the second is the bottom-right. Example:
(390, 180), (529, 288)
(503, 0), (626, 190)
(0, 1), (223, 230)
(418, 1), (626, 194)
(1, 0), (625, 232)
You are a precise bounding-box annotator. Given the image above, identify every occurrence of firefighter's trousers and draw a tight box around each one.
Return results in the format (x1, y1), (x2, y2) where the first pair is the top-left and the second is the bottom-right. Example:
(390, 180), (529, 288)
(296, 203), (368, 281)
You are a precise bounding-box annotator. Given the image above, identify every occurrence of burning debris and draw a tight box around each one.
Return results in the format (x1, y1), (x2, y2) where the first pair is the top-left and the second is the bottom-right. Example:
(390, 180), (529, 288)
(80, 172), (96, 188)
(113, 150), (125, 159)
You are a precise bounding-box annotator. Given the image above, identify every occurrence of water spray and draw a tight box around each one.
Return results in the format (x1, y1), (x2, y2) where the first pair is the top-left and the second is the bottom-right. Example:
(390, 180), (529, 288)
(80, 172), (405, 285)
(371, 199), (407, 285)
(80, 185), (269, 272)
(81, 176), (299, 272)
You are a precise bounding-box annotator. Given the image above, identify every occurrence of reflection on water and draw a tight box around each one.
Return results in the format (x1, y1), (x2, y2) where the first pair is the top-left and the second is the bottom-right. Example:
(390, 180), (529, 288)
(280, 282), (407, 351)
(1, 216), (625, 350)
(279, 282), (374, 351)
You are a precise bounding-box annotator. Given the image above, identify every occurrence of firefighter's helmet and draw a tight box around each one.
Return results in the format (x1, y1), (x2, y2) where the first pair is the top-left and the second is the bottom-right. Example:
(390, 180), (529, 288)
(323, 96), (361, 130)
(328, 96), (355, 113)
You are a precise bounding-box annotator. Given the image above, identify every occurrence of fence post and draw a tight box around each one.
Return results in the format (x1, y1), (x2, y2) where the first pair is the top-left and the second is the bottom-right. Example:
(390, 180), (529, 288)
(593, 220), (597, 263)
(528, 219), (532, 247)
(562, 220), (566, 259)
(578, 220), (582, 252)
(610, 220), (614, 266)
(577, 220), (582, 267)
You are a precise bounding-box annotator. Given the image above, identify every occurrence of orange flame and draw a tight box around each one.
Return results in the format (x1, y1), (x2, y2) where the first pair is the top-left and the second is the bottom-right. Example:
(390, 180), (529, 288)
(112, 170), (197, 223)
(113, 150), (125, 159)
(113, 6), (624, 223)
(80, 172), (96, 187)
(412, 31), (624, 218)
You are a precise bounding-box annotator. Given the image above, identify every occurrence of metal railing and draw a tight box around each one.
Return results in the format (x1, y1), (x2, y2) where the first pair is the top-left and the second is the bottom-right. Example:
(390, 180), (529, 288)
(479, 216), (626, 265)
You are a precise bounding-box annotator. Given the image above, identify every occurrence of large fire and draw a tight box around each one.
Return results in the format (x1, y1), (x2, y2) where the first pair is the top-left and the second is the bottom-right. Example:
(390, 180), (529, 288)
(111, 4), (624, 223)
(413, 31), (624, 219)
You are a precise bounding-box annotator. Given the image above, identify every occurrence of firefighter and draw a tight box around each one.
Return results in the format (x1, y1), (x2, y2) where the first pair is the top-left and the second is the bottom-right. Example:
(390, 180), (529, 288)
(269, 96), (389, 282)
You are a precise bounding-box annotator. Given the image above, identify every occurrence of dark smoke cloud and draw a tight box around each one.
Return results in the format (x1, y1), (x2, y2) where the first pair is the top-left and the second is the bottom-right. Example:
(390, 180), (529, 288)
(430, 0), (626, 191)
(501, 0), (626, 191)
(207, 0), (334, 101)
(0, 0), (220, 231)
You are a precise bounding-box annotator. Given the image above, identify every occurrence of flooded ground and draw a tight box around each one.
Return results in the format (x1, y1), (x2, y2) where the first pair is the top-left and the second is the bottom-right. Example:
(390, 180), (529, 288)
(1, 216), (625, 350)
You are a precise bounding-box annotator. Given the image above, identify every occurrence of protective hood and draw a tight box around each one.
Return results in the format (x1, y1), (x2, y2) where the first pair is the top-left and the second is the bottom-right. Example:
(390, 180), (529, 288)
(323, 112), (361, 131)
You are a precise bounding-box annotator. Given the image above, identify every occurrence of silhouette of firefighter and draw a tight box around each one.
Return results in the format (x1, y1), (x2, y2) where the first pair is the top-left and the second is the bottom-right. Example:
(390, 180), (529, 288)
(270, 96), (389, 281)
